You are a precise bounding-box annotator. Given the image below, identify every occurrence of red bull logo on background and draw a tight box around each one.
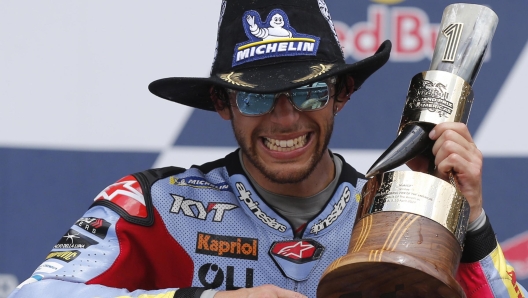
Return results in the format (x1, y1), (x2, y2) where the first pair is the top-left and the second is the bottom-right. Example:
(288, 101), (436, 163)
(334, 5), (490, 62)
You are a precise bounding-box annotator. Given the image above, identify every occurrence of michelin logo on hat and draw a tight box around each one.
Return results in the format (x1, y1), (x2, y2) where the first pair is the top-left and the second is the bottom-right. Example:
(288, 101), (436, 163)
(233, 9), (321, 66)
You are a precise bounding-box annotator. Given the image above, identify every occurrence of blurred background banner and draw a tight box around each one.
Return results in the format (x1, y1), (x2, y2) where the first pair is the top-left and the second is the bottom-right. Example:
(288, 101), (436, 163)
(1, 0), (527, 296)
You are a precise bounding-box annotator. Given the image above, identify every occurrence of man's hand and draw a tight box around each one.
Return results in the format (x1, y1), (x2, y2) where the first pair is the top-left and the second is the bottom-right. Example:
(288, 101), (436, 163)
(406, 122), (483, 223)
(214, 285), (308, 298)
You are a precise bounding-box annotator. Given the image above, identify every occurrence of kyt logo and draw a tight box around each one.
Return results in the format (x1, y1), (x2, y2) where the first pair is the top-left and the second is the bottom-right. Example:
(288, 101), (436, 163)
(170, 194), (237, 222)
(198, 263), (253, 290)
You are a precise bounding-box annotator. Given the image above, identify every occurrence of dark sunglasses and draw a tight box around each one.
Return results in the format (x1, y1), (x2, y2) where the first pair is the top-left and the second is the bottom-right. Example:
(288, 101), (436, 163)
(228, 77), (336, 116)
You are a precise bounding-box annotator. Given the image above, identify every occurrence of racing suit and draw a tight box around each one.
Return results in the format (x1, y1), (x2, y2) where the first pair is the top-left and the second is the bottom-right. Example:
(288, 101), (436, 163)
(9, 150), (527, 298)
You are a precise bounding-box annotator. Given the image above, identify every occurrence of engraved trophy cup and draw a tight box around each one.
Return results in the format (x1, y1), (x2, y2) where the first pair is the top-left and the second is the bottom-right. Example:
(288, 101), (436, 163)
(318, 4), (498, 297)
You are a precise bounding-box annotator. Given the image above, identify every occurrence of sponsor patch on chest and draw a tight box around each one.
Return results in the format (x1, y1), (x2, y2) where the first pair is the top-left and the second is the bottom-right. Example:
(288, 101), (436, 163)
(269, 239), (325, 281)
(196, 232), (258, 261)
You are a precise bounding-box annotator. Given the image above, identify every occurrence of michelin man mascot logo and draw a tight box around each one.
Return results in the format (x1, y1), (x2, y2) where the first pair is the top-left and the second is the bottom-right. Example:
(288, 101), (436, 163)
(233, 9), (320, 66)
(246, 13), (292, 40)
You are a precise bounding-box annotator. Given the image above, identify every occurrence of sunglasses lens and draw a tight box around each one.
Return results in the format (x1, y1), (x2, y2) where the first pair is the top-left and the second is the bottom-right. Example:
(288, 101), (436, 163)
(234, 80), (331, 115)
(290, 81), (330, 111)
(236, 92), (275, 115)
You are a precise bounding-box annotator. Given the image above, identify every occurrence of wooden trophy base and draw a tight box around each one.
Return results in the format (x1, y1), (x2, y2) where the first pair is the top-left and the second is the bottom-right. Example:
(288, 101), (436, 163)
(318, 212), (465, 298)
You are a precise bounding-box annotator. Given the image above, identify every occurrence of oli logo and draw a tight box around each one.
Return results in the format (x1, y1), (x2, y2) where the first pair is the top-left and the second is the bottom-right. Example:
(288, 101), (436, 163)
(198, 263), (253, 290)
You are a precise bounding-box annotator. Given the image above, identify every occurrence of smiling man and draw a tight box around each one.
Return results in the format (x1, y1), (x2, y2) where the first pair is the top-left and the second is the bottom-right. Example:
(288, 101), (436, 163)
(9, 0), (526, 298)
(214, 78), (347, 197)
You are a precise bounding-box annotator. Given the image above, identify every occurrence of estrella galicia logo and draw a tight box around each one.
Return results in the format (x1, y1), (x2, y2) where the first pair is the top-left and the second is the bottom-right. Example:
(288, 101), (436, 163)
(53, 229), (99, 249)
(196, 232), (258, 261)
(169, 176), (231, 192)
(233, 9), (320, 66)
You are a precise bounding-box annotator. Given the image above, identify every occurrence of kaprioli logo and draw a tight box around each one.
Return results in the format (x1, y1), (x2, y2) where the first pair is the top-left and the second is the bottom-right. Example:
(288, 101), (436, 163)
(235, 182), (287, 233)
(196, 232), (258, 261)
(310, 186), (351, 234)
(233, 9), (320, 67)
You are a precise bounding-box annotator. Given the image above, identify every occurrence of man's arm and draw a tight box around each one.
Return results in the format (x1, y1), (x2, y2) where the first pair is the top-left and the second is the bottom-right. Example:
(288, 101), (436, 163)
(456, 213), (527, 297)
(408, 122), (526, 297)
(8, 205), (181, 298)
(9, 172), (199, 298)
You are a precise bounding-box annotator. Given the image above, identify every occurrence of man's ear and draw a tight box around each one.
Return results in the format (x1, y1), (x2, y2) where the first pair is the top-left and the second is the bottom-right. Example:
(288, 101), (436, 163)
(210, 86), (232, 120)
(334, 75), (355, 114)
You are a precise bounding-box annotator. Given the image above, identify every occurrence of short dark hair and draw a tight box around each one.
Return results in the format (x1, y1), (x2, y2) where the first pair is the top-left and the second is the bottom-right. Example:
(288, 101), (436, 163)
(212, 74), (352, 111)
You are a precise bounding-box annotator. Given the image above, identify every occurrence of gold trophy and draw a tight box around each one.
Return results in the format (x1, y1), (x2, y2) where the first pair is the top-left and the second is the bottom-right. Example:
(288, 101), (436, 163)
(318, 4), (498, 297)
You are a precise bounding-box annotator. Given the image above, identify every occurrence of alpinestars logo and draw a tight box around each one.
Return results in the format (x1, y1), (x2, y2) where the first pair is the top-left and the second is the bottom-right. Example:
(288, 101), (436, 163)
(93, 175), (147, 218)
(270, 240), (324, 263)
(269, 239), (325, 281)
(235, 182), (287, 233)
(310, 186), (351, 234)
(95, 177), (144, 205)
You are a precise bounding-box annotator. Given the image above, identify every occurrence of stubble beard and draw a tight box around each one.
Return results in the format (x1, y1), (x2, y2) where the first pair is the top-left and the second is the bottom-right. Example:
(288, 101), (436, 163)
(231, 120), (334, 184)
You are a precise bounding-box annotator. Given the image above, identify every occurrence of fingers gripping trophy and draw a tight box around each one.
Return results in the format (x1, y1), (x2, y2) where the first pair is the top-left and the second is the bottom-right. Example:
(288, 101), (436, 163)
(318, 4), (498, 298)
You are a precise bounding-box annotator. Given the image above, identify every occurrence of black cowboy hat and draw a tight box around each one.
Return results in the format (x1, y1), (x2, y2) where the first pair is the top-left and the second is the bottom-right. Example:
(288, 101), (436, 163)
(149, 0), (391, 111)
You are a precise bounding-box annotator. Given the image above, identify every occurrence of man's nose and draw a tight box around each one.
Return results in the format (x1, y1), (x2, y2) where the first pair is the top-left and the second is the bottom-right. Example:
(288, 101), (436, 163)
(270, 94), (299, 124)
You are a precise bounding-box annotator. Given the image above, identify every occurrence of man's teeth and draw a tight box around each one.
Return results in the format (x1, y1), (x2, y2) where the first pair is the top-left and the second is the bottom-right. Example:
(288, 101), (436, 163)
(264, 135), (308, 152)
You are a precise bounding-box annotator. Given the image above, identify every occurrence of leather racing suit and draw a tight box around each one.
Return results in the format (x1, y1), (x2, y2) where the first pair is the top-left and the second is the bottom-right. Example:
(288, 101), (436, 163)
(9, 150), (527, 298)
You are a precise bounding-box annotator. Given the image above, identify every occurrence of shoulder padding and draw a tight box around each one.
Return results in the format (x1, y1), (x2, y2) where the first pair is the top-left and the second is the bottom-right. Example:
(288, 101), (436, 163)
(90, 167), (186, 226)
